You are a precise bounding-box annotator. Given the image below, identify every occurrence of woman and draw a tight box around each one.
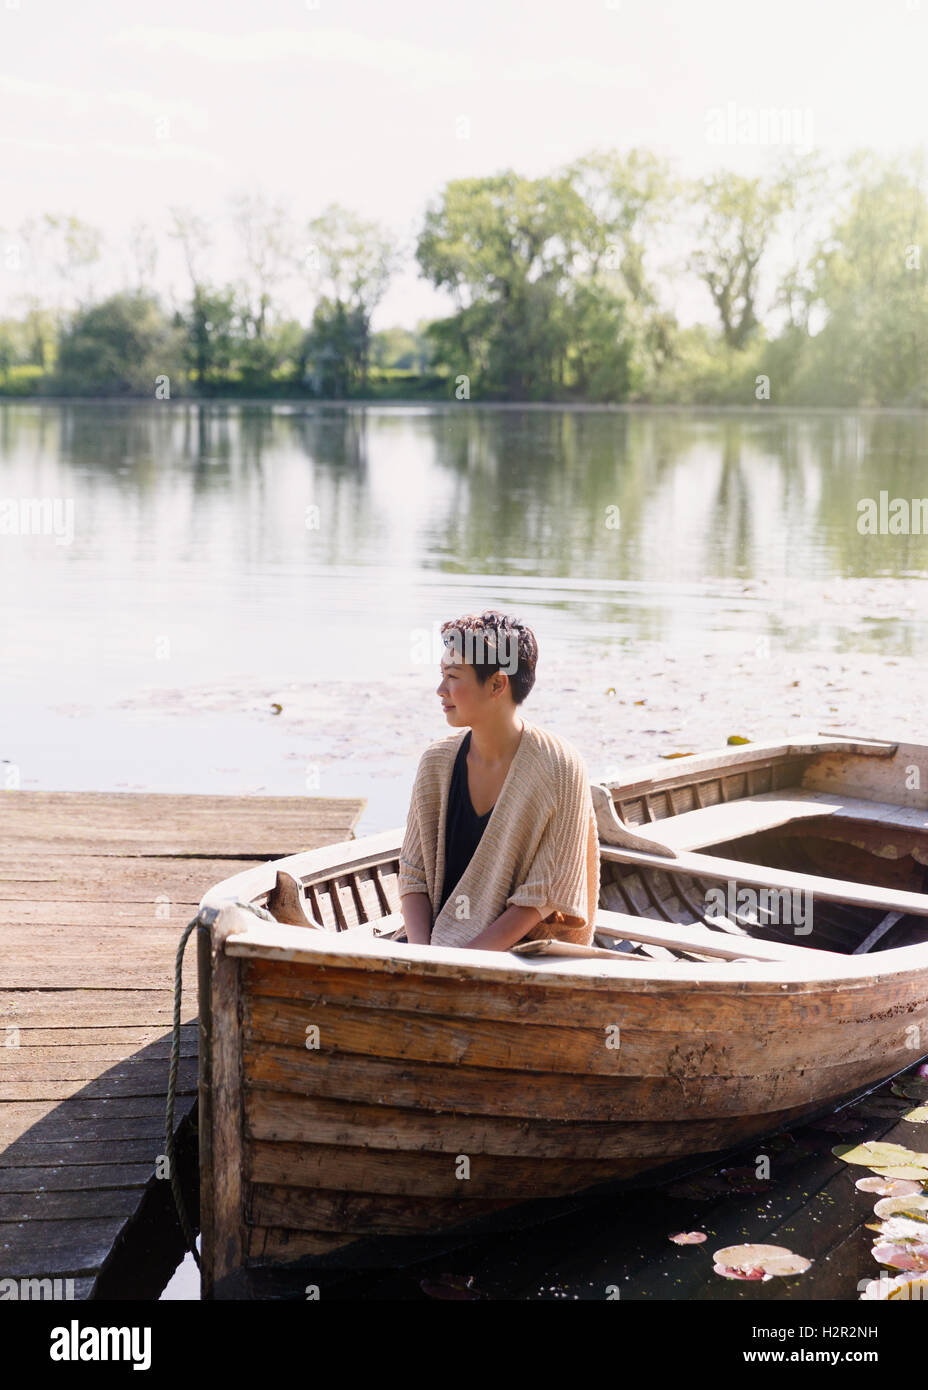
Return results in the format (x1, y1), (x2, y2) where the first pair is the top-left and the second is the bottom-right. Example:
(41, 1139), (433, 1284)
(399, 610), (600, 950)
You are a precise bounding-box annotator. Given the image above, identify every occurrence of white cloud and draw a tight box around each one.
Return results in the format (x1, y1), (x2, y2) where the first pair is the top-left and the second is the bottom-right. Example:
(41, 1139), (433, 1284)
(107, 25), (480, 85)
(0, 134), (221, 166)
(0, 76), (209, 131)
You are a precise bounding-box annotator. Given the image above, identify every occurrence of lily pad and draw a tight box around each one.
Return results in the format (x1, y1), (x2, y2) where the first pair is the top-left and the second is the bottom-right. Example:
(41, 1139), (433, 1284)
(877, 1217), (928, 1251)
(833, 1141), (928, 1179)
(877, 1216), (928, 1244)
(713, 1262), (767, 1281)
(873, 1193), (928, 1218)
(669, 1231), (707, 1244)
(713, 1243), (811, 1278)
(855, 1176), (924, 1196)
(860, 1272), (928, 1300)
(847, 1098), (910, 1120)
(871, 1242), (928, 1273)
(892, 1079), (928, 1102)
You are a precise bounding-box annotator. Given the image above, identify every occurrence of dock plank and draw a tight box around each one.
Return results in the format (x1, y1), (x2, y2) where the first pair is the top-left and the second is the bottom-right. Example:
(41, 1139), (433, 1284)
(0, 789), (364, 1295)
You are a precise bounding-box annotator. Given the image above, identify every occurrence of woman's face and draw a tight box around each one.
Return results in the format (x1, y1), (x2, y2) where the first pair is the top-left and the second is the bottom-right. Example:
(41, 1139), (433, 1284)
(437, 652), (499, 725)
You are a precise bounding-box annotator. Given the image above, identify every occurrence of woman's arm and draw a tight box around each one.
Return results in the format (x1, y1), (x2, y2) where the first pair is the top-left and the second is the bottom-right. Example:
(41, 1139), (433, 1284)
(400, 891), (433, 945)
(398, 764), (432, 943)
(460, 903), (542, 952)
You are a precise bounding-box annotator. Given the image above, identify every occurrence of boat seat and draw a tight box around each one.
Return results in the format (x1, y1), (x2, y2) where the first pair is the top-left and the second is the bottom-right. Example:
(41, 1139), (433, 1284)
(619, 789), (928, 853)
(599, 841), (928, 920)
(592, 909), (833, 962)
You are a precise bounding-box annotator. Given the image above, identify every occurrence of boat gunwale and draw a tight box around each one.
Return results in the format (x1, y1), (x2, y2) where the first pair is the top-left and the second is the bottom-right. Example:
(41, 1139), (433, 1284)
(597, 732), (899, 800)
(197, 732), (928, 990)
(217, 914), (928, 988)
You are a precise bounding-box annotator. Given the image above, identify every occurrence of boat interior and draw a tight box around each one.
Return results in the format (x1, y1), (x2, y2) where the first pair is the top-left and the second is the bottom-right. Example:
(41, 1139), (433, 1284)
(256, 738), (928, 967)
(592, 739), (928, 962)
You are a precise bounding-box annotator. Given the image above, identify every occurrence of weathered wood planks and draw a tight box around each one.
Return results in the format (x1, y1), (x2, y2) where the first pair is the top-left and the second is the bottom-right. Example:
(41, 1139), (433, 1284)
(0, 789), (364, 1299)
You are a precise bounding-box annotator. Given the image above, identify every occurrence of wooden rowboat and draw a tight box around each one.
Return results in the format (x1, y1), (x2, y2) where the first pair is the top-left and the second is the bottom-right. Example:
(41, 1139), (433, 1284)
(196, 731), (928, 1297)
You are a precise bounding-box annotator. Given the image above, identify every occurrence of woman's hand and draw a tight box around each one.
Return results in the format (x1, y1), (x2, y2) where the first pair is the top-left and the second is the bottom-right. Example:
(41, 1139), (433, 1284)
(461, 904), (543, 951)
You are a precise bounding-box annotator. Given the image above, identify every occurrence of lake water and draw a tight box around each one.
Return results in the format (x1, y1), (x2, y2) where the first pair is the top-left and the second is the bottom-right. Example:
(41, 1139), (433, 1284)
(2, 401), (927, 832)
(3, 400), (927, 1301)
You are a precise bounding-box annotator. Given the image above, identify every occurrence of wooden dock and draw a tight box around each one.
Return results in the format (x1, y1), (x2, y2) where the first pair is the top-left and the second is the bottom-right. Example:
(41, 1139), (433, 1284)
(0, 790), (364, 1299)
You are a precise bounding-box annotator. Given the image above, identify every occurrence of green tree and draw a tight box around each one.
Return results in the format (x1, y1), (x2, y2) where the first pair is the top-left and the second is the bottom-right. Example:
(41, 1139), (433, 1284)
(299, 205), (397, 392)
(688, 171), (787, 349)
(417, 172), (593, 398)
(795, 150), (928, 405)
(371, 325), (423, 370)
(564, 148), (677, 304)
(176, 284), (238, 390)
(54, 292), (185, 396)
(229, 192), (295, 343)
(304, 298), (369, 397)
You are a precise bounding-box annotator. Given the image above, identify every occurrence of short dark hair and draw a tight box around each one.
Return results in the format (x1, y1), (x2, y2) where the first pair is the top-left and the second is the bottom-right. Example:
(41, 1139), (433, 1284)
(440, 610), (538, 705)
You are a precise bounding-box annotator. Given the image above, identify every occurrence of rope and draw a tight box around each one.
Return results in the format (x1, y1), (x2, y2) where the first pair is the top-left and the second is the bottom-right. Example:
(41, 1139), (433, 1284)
(166, 897), (277, 1269)
(166, 914), (202, 1267)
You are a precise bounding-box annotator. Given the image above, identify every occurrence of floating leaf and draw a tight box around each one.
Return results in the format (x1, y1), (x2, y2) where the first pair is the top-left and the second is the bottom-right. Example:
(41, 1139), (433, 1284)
(661, 751), (695, 760)
(873, 1194), (928, 1219)
(727, 735), (751, 745)
(713, 1262), (767, 1281)
(669, 1231), (707, 1245)
(848, 1099), (910, 1120)
(857, 1176), (924, 1197)
(877, 1215), (928, 1244)
(633, 699), (646, 706)
(713, 1244), (811, 1278)
(892, 1079), (928, 1101)
(833, 1141), (928, 1179)
(871, 1243), (928, 1273)
(861, 1272), (928, 1300)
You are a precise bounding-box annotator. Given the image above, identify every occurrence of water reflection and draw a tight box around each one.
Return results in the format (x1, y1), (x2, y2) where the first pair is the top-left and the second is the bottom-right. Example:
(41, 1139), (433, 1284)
(1, 402), (926, 788)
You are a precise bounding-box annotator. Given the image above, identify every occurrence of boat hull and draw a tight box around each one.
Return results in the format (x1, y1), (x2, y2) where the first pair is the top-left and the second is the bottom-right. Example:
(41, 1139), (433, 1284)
(195, 734), (928, 1296)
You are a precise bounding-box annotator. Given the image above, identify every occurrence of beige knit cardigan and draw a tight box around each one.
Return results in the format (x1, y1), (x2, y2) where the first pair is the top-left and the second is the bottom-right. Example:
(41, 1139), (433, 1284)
(398, 719), (600, 949)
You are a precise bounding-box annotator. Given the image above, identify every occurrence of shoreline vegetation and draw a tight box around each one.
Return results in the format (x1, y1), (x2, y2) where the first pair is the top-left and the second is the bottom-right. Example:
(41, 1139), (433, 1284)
(2, 146), (927, 409)
(4, 397), (928, 415)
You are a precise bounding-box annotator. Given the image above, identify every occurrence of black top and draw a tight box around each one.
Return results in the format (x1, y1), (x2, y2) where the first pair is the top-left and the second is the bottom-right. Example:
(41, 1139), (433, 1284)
(439, 731), (494, 914)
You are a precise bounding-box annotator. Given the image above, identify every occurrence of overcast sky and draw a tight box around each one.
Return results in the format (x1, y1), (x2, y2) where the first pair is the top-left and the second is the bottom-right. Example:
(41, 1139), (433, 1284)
(2, 0), (926, 330)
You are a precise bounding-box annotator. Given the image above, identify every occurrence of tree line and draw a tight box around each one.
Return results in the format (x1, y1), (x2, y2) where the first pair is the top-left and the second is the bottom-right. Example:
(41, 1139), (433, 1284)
(1, 147), (926, 406)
